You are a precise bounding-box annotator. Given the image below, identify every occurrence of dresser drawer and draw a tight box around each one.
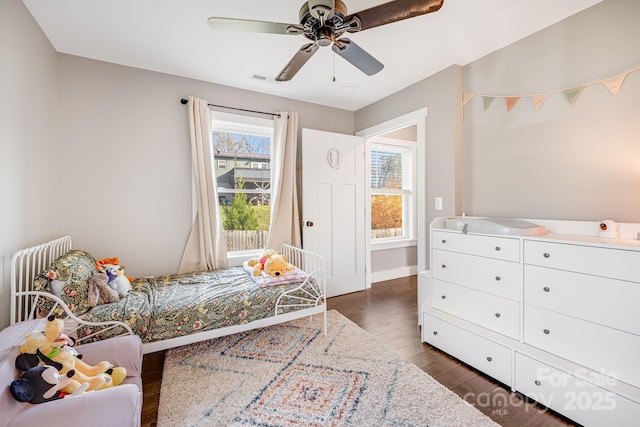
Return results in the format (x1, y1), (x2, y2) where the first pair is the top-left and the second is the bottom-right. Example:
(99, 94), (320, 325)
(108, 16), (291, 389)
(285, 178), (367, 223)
(432, 230), (520, 262)
(515, 353), (640, 427)
(432, 279), (519, 339)
(524, 305), (640, 388)
(524, 240), (640, 283)
(432, 249), (520, 300)
(524, 265), (640, 335)
(423, 312), (512, 386)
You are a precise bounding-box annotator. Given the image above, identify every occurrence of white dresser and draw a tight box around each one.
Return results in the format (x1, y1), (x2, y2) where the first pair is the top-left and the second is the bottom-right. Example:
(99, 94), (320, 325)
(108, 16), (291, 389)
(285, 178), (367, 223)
(422, 217), (640, 427)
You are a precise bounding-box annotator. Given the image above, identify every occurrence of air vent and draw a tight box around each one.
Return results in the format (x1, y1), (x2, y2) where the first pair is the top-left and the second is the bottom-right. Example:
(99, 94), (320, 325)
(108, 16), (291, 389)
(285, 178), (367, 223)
(250, 73), (268, 81)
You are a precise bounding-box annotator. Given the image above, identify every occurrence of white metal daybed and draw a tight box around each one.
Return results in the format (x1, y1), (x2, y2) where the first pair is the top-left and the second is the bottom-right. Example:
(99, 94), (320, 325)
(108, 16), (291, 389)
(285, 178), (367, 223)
(10, 236), (326, 354)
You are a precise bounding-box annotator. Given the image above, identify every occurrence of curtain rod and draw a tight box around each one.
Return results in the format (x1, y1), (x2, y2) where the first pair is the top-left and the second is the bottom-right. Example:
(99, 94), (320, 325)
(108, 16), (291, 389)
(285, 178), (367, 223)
(180, 98), (280, 118)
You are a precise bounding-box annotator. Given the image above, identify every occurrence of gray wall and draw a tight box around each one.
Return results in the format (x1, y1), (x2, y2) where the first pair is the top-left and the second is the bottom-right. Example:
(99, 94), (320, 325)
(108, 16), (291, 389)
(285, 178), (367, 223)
(0, 1), (355, 330)
(356, 65), (464, 271)
(57, 55), (355, 279)
(356, 0), (640, 273)
(462, 0), (640, 223)
(0, 0), (61, 329)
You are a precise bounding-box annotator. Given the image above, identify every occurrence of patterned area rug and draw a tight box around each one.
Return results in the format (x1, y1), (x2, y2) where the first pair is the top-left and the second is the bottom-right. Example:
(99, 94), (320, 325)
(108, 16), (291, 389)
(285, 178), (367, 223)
(157, 310), (499, 427)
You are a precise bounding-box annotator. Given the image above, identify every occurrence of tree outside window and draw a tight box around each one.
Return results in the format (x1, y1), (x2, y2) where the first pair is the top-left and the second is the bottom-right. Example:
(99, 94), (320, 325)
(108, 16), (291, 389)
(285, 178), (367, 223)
(370, 141), (415, 241)
(211, 114), (273, 253)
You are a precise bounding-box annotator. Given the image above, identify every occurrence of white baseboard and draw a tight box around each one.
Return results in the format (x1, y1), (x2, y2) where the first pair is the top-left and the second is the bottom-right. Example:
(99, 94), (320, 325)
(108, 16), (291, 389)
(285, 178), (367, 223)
(371, 265), (418, 284)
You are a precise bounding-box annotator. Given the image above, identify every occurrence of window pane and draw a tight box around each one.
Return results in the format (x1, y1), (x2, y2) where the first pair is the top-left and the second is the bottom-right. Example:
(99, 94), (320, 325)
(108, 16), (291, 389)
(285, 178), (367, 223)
(213, 128), (271, 252)
(371, 195), (403, 239)
(371, 148), (404, 190)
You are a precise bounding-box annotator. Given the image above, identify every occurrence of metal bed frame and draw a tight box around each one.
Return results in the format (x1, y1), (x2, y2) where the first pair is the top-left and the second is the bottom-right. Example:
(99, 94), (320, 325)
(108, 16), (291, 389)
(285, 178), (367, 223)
(11, 236), (326, 353)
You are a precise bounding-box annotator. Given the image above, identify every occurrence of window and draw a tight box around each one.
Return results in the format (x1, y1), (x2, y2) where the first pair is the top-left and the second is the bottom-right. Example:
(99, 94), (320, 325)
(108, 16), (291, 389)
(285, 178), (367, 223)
(211, 112), (273, 253)
(251, 161), (269, 169)
(370, 139), (416, 242)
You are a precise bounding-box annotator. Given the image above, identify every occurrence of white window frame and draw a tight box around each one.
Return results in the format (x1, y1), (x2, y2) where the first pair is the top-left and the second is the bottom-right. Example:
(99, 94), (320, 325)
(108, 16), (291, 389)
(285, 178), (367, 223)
(217, 159), (227, 170)
(369, 136), (417, 249)
(210, 111), (274, 261)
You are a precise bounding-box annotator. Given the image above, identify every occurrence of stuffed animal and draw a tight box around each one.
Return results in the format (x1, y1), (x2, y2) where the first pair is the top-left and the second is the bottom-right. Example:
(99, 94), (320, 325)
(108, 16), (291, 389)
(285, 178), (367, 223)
(11, 365), (76, 404)
(19, 315), (118, 392)
(88, 272), (120, 307)
(247, 249), (295, 277)
(11, 350), (88, 404)
(96, 257), (132, 298)
(247, 249), (278, 273)
(263, 254), (295, 277)
(100, 366), (127, 390)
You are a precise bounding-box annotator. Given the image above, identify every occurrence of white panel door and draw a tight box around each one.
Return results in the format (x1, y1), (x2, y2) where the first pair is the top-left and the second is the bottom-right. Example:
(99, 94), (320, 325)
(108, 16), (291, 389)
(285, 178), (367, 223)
(302, 128), (365, 298)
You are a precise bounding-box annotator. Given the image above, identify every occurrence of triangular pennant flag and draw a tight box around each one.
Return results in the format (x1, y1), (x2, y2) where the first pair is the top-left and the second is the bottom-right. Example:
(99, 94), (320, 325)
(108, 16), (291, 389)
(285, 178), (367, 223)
(563, 87), (585, 105)
(505, 97), (520, 112)
(531, 94), (549, 110)
(462, 92), (475, 107)
(482, 96), (495, 110)
(601, 72), (628, 96)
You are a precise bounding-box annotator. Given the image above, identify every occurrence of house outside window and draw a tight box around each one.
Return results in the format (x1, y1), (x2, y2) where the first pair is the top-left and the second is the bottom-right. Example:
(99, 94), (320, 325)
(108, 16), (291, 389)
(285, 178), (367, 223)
(211, 112), (273, 253)
(370, 140), (416, 241)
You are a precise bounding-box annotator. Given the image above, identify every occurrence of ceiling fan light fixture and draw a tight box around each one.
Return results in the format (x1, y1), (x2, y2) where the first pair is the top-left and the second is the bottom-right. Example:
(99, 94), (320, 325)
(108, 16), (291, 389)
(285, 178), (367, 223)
(208, 0), (444, 81)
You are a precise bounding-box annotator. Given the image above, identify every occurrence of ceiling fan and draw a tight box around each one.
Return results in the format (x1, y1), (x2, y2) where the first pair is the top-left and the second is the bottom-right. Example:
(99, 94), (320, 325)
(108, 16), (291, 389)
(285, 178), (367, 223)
(207, 0), (444, 81)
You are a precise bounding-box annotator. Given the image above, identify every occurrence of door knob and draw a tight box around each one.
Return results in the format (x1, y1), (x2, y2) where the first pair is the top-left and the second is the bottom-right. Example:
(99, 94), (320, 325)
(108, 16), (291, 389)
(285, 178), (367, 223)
(305, 221), (314, 227)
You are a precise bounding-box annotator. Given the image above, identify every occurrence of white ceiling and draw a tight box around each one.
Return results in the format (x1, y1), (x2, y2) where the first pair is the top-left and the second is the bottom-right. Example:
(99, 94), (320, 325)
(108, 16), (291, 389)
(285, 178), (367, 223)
(23, 0), (603, 111)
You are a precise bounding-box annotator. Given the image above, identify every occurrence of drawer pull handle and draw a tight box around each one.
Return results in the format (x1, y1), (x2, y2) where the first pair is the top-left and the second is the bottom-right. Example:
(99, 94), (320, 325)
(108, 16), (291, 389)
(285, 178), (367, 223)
(543, 286), (550, 292)
(495, 313), (501, 318)
(543, 329), (550, 335)
(433, 331), (438, 335)
(441, 264), (447, 269)
(543, 252), (550, 258)
(442, 239), (446, 244)
(486, 356), (493, 362)
(495, 276), (501, 281)
(534, 380), (542, 386)
(441, 295), (447, 300)
(495, 246), (501, 251)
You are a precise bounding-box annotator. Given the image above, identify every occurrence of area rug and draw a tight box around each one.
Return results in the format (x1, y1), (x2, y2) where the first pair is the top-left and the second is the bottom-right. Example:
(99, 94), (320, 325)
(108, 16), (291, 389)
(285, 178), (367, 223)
(157, 310), (499, 427)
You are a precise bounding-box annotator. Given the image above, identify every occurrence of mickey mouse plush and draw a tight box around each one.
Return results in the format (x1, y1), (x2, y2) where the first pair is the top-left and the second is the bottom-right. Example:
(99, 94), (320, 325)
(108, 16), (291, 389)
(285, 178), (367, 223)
(10, 365), (76, 404)
(10, 349), (89, 404)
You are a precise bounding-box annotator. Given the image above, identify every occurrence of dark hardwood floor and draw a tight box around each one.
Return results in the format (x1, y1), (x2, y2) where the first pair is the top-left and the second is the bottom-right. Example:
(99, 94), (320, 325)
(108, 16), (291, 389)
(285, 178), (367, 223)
(141, 276), (577, 427)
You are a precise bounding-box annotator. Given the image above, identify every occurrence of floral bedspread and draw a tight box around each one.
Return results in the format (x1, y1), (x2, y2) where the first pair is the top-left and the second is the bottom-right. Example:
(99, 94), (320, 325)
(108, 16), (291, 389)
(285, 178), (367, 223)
(78, 267), (318, 343)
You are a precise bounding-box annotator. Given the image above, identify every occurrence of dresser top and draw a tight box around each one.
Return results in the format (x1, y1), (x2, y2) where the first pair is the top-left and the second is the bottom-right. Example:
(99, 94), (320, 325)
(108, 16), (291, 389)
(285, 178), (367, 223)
(432, 217), (640, 251)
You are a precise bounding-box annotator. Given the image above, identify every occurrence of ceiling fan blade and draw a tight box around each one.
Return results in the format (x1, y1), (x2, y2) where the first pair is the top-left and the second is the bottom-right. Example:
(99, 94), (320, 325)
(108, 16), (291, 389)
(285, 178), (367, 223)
(332, 38), (384, 76)
(207, 17), (303, 35)
(348, 0), (444, 32)
(276, 43), (320, 82)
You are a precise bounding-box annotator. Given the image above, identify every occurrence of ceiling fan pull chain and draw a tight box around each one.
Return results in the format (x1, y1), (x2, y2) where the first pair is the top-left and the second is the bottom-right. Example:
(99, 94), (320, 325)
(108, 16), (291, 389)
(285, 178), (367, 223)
(332, 50), (336, 82)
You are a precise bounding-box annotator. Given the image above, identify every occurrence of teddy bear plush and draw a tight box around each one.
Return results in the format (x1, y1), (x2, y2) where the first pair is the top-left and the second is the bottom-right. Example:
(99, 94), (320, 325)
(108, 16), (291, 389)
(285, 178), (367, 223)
(19, 315), (122, 392)
(88, 272), (120, 307)
(96, 257), (133, 298)
(247, 249), (278, 276)
(263, 254), (294, 277)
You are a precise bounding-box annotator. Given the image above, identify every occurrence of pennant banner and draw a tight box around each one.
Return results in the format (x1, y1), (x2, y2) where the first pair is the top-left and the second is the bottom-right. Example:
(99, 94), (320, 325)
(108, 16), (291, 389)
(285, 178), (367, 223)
(482, 96), (495, 110)
(505, 97), (520, 112)
(601, 72), (628, 96)
(531, 94), (549, 110)
(563, 87), (584, 105)
(462, 92), (475, 107)
(462, 64), (639, 112)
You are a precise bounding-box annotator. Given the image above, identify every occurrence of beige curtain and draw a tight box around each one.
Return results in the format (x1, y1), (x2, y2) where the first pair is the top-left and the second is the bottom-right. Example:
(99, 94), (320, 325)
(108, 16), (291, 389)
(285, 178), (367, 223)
(265, 112), (301, 249)
(178, 96), (228, 273)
